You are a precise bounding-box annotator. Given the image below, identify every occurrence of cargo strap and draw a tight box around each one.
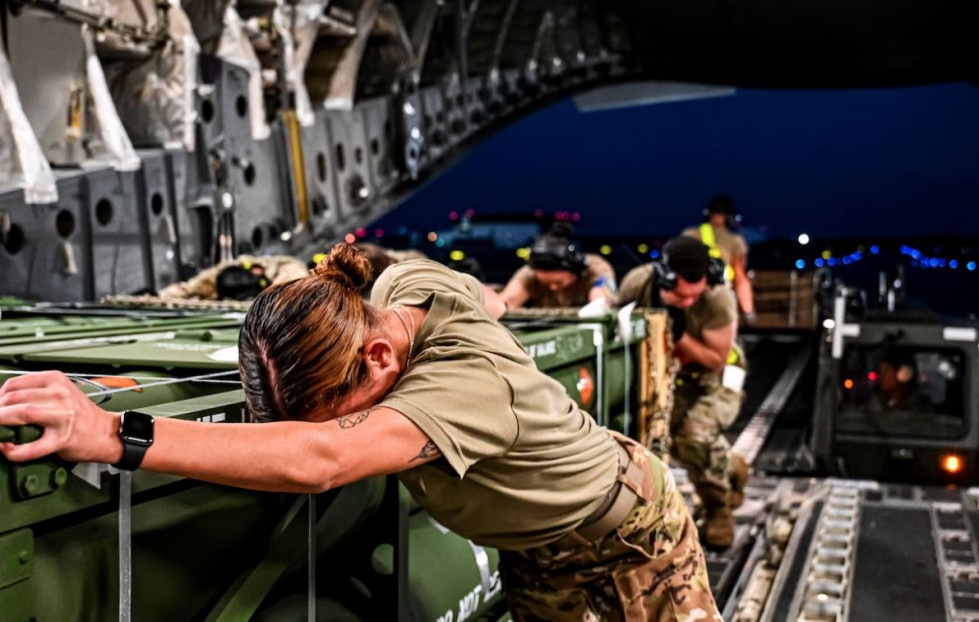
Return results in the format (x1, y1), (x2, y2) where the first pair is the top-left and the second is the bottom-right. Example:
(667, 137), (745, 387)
(575, 441), (647, 541)
(699, 223), (735, 283)
(119, 471), (132, 622)
(307, 494), (316, 621)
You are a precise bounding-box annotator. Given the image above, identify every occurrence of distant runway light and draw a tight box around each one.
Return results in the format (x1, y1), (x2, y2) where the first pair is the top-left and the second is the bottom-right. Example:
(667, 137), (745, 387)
(427, 231), (438, 242)
(950, 260), (959, 269)
(795, 259), (806, 270)
(450, 250), (465, 261)
(798, 234), (810, 245)
(637, 243), (649, 254)
(344, 233), (356, 244)
(870, 245), (880, 255)
(599, 245), (612, 256)
(968, 262), (977, 272)
(815, 258), (825, 268)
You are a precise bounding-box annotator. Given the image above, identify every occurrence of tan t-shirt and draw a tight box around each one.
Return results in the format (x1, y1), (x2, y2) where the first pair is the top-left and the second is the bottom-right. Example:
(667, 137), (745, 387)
(371, 260), (619, 549)
(686, 285), (738, 341)
(682, 225), (748, 268)
(510, 253), (616, 308)
(616, 263), (657, 307)
(616, 266), (739, 379)
(684, 285), (739, 381)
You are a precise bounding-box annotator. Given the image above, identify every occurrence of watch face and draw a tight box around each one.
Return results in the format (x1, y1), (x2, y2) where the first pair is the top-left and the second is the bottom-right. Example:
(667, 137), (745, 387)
(121, 412), (154, 446)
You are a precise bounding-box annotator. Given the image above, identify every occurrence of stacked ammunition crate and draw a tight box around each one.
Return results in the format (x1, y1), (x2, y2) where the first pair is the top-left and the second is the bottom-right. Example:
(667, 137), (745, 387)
(751, 271), (820, 329)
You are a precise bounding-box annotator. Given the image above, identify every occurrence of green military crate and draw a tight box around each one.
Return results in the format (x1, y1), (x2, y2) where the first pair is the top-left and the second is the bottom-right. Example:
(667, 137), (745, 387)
(504, 309), (648, 438)
(0, 306), (507, 622)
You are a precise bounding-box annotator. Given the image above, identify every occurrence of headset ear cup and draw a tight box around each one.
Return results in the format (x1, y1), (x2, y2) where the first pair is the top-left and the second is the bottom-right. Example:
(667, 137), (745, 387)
(567, 244), (586, 272)
(653, 261), (678, 291)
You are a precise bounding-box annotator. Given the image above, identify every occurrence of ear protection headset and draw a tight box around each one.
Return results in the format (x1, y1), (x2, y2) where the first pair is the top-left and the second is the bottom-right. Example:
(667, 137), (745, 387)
(644, 252), (726, 305)
(216, 264), (270, 300)
(653, 254), (726, 290)
(528, 234), (586, 273)
(703, 195), (742, 231)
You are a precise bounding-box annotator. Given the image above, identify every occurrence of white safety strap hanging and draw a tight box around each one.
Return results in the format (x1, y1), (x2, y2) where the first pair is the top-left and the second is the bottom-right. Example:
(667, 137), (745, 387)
(119, 470), (133, 622)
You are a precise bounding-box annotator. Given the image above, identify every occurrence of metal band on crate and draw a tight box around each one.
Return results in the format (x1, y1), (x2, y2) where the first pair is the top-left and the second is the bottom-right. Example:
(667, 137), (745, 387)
(2, 370), (243, 400)
(1, 370), (240, 384)
(119, 470), (133, 622)
(308, 494), (317, 622)
(82, 370), (241, 397)
(502, 307), (584, 318)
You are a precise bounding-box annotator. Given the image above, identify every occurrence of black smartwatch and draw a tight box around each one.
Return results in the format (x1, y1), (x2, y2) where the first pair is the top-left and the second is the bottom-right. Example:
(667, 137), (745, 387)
(113, 411), (155, 471)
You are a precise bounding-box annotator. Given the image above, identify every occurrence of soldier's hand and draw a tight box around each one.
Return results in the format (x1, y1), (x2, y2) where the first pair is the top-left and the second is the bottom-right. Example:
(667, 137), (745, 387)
(0, 371), (122, 464)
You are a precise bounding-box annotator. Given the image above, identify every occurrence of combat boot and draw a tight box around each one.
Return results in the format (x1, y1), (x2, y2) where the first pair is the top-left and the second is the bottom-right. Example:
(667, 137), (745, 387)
(704, 504), (734, 549)
(697, 486), (736, 549)
(729, 453), (750, 509)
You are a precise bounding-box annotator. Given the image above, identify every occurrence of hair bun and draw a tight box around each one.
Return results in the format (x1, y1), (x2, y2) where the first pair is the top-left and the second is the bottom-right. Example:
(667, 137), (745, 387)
(547, 222), (575, 240)
(311, 243), (372, 291)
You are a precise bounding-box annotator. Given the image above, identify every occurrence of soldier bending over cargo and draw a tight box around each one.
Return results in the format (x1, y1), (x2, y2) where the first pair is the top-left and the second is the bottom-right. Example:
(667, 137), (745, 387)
(501, 223), (616, 310)
(618, 237), (749, 549)
(0, 244), (719, 621)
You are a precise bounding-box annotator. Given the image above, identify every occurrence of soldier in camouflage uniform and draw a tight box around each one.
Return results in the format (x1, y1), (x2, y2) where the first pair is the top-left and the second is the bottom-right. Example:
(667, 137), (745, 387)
(618, 238), (749, 549)
(501, 432), (721, 621)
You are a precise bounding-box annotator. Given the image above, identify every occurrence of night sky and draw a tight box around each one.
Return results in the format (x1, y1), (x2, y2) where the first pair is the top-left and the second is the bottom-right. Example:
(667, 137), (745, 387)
(376, 82), (979, 241)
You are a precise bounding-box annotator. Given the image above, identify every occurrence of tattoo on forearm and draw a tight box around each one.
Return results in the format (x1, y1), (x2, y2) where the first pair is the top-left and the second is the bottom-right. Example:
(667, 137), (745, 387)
(409, 440), (440, 463)
(336, 408), (375, 429)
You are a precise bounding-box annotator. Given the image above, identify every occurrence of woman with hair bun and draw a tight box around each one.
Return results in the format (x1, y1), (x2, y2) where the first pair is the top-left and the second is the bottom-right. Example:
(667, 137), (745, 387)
(0, 244), (719, 621)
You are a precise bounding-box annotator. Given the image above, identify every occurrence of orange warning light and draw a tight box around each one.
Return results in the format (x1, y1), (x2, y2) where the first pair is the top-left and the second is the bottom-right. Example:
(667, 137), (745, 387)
(844, 379), (854, 390)
(577, 367), (594, 408)
(941, 455), (963, 475)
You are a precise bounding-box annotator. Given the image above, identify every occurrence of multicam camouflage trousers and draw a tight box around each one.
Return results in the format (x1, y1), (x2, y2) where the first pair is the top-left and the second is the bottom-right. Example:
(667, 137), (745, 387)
(499, 439), (721, 621)
(670, 375), (743, 498)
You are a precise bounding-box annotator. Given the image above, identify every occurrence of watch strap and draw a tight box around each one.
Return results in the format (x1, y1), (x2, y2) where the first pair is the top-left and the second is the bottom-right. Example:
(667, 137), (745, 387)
(113, 411), (154, 471)
(113, 441), (150, 471)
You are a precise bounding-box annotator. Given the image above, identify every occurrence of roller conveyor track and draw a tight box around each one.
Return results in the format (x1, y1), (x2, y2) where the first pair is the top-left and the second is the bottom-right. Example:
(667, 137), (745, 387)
(732, 341), (813, 467)
(677, 334), (816, 613)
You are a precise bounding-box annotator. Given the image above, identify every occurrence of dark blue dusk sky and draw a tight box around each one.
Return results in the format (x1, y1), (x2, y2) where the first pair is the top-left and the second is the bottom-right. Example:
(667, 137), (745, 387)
(377, 82), (979, 240)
